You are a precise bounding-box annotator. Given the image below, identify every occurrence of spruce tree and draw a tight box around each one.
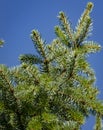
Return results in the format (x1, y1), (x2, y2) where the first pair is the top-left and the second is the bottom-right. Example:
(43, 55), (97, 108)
(0, 2), (103, 130)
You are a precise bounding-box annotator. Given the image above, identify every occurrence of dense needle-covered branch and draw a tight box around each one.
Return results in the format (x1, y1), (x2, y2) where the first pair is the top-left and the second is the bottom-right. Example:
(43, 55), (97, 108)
(31, 30), (50, 72)
(0, 65), (25, 129)
(0, 2), (103, 130)
(19, 54), (42, 64)
(75, 2), (93, 46)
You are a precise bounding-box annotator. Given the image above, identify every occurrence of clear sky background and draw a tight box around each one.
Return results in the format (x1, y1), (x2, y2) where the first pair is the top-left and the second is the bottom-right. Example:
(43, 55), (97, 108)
(0, 0), (103, 129)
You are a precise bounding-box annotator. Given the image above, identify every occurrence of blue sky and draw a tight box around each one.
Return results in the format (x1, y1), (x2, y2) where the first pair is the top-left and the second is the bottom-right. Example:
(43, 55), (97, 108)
(0, 0), (103, 129)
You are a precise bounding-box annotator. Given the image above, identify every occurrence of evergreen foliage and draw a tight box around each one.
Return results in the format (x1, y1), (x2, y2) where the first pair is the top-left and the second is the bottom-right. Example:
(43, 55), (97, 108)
(0, 2), (103, 130)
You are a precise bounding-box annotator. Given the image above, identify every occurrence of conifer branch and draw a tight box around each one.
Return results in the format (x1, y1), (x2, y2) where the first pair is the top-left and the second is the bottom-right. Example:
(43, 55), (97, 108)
(31, 30), (46, 57)
(25, 64), (40, 85)
(31, 30), (49, 73)
(0, 66), (24, 129)
(76, 2), (93, 30)
(19, 54), (42, 64)
(94, 113), (102, 130)
(58, 53), (77, 88)
(0, 2), (103, 129)
(76, 16), (92, 46)
(55, 26), (71, 46)
(58, 12), (74, 45)
(75, 2), (94, 46)
(81, 41), (101, 53)
(11, 64), (40, 86)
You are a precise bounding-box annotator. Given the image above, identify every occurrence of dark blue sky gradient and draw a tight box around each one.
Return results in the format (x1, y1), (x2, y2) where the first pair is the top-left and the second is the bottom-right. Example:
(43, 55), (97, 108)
(0, 0), (103, 129)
